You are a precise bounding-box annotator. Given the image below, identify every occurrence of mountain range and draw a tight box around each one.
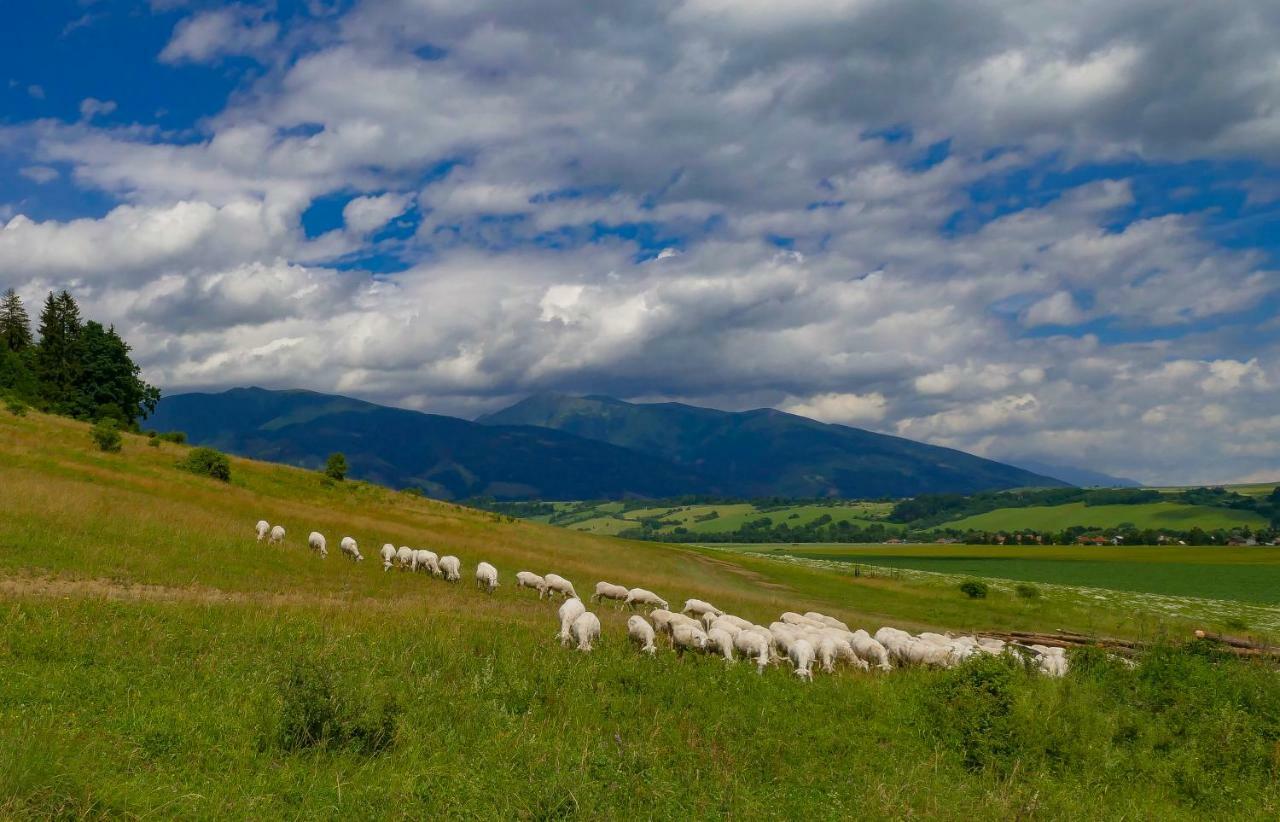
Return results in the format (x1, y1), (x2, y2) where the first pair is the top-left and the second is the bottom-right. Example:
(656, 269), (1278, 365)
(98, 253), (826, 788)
(148, 387), (1068, 500)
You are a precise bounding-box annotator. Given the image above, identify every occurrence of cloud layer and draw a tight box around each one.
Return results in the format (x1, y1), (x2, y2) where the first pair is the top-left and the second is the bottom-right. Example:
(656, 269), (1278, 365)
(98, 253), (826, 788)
(2, 0), (1279, 485)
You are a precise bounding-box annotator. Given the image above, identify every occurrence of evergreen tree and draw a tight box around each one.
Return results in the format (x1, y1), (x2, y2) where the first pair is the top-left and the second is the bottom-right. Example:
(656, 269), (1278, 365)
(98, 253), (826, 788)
(0, 288), (33, 352)
(36, 290), (85, 414)
(77, 322), (160, 424)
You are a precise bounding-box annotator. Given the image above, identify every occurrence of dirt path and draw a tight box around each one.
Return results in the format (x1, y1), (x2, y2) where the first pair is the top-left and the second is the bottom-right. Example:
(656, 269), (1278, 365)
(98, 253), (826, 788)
(0, 572), (355, 608)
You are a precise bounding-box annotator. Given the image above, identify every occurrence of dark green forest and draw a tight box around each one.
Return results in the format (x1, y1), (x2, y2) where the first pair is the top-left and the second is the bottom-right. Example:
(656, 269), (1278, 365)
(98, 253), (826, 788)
(0, 288), (158, 427)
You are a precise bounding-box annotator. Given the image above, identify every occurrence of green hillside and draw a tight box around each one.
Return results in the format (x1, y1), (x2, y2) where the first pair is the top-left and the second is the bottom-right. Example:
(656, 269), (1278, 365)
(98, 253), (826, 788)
(545, 500), (898, 536)
(943, 501), (1268, 533)
(4, 410), (1280, 817)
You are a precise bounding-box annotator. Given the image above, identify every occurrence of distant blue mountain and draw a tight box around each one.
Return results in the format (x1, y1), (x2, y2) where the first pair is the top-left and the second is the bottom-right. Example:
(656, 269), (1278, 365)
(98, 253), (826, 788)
(1007, 459), (1141, 488)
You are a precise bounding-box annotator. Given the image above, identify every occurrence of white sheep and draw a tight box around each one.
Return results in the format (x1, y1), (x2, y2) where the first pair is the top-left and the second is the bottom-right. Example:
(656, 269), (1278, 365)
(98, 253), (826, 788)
(681, 598), (722, 618)
(307, 531), (329, 558)
(255, 520), (270, 542)
(395, 545), (414, 570)
(339, 536), (363, 562)
(815, 636), (841, 674)
(379, 543), (396, 571)
(543, 573), (578, 600)
(734, 630), (772, 673)
(414, 549), (440, 576)
(806, 612), (851, 632)
(515, 571), (546, 596)
(649, 609), (677, 637)
(706, 627), (736, 662)
(624, 588), (667, 611)
(571, 611), (601, 652)
(788, 638), (816, 681)
(558, 598), (586, 647)
(269, 525), (285, 546)
(710, 618), (743, 638)
(439, 555), (461, 582)
(715, 614), (753, 631)
(591, 581), (630, 606)
(851, 635), (892, 671)
(671, 623), (708, 657)
(627, 615), (657, 655)
(475, 561), (499, 593)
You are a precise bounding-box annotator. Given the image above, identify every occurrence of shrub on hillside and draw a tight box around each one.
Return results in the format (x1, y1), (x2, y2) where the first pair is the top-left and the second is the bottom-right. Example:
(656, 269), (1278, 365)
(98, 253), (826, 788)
(324, 452), (348, 481)
(274, 658), (398, 756)
(928, 653), (1020, 771)
(90, 418), (122, 452)
(157, 431), (186, 444)
(180, 447), (231, 482)
(1015, 583), (1041, 599)
(959, 580), (989, 599)
(4, 396), (27, 416)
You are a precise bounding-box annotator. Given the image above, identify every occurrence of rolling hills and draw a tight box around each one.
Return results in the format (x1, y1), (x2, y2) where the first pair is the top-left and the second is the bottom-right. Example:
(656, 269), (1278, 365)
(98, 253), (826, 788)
(942, 501), (1269, 533)
(3, 408), (1280, 817)
(478, 393), (1066, 497)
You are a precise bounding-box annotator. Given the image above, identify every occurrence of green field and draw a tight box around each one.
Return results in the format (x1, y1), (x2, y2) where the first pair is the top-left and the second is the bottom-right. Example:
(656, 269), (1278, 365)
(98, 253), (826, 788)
(942, 501), (1268, 532)
(775, 544), (1280, 605)
(558, 500), (896, 535)
(4, 410), (1280, 817)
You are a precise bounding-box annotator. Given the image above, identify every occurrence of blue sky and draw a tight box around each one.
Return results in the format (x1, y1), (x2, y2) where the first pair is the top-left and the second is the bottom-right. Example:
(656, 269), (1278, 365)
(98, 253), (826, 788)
(1, 0), (1279, 485)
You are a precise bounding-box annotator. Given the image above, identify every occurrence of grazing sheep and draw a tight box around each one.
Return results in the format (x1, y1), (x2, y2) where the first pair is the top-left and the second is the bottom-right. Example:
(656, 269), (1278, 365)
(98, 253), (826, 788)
(649, 609), (677, 637)
(307, 532), (329, 558)
(543, 574), (577, 600)
(439, 555), (461, 582)
(681, 599), (722, 618)
(715, 614), (753, 631)
(515, 571), (546, 596)
(666, 613), (702, 635)
(1031, 645), (1069, 677)
(624, 588), (668, 611)
(815, 636), (842, 674)
(413, 549), (440, 576)
(706, 627), (736, 662)
(788, 638), (816, 681)
(710, 618), (744, 638)
(475, 561), (499, 593)
(806, 612), (851, 632)
(379, 543), (396, 571)
(851, 635), (892, 671)
(769, 622), (799, 655)
(558, 598), (586, 647)
(734, 630), (772, 673)
(269, 525), (286, 546)
(255, 520), (270, 542)
(396, 546), (414, 571)
(627, 615), (657, 655)
(591, 581), (630, 606)
(339, 536), (363, 562)
(671, 623), (708, 657)
(571, 611), (601, 652)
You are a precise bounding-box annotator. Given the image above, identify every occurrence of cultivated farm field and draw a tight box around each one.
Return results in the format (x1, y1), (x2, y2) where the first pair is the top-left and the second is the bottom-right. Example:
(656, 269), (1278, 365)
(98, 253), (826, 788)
(551, 500), (897, 536)
(2, 411), (1280, 818)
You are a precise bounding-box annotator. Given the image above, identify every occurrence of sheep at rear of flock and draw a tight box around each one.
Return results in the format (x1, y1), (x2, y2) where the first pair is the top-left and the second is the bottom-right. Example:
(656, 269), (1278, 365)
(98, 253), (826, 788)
(591, 581), (629, 606)
(624, 588), (667, 611)
(706, 627), (735, 662)
(627, 615), (657, 655)
(671, 623), (708, 657)
(805, 612), (850, 632)
(515, 571), (546, 597)
(414, 549), (440, 576)
(307, 531), (328, 558)
(379, 543), (396, 571)
(850, 634), (892, 671)
(1029, 645), (1069, 677)
(649, 609), (677, 637)
(475, 561), (499, 594)
(439, 555), (461, 582)
(255, 520), (270, 542)
(558, 598), (586, 647)
(269, 525), (286, 546)
(340, 536), (363, 562)
(788, 638), (816, 681)
(543, 573), (578, 600)
(571, 611), (601, 652)
(681, 599), (722, 618)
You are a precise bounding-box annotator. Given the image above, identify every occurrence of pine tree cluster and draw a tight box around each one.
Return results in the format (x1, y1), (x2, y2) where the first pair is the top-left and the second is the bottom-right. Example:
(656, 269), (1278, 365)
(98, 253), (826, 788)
(0, 288), (160, 426)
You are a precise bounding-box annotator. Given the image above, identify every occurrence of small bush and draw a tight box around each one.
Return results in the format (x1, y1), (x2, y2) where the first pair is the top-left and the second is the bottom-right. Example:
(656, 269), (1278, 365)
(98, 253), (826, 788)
(180, 447), (231, 482)
(90, 419), (122, 452)
(1015, 582), (1041, 599)
(5, 396), (27, 416)
(959, 580), (989, 599)
(928, 654), (1021, 771)
(275, 658), (398, 756)
(157, 431), (187, 444)
(147, 438), (160, 448)
(324, 452), (348, 481)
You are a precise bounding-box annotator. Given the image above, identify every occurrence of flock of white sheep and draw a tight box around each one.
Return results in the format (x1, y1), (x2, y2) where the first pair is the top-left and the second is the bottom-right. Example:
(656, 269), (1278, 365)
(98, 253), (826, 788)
(253, 519), (1069, 681)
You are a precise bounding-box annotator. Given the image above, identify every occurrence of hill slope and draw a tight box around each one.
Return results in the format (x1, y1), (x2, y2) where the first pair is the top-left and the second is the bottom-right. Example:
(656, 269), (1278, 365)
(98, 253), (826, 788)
(479, 393), (1067, 497)
(2, 410), (1278, 817)
(148, 387), (711, 500)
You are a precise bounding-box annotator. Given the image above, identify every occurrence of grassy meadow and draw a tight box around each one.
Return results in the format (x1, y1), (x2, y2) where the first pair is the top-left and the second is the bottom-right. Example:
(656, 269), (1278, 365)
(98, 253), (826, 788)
(941, 501), (1268, 533)
(3, 410), (1280, 818)
(545, 500), (897, 536)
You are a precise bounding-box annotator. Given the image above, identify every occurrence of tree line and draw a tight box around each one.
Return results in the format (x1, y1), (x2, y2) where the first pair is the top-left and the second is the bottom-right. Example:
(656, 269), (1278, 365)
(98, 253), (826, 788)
(0, 288), (159, 427)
